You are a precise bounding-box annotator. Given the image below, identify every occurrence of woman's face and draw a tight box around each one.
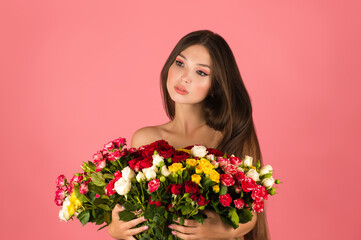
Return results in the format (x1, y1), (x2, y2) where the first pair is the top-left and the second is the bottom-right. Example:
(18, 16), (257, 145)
(167, 44), (212, 105)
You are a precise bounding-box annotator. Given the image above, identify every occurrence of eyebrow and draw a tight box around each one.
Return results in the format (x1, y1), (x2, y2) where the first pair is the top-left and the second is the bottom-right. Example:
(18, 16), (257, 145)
(178, 54), (211, 69)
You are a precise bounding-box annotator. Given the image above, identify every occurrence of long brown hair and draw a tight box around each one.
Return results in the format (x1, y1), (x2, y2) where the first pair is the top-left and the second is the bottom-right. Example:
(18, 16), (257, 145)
(160, 30), (269, 240)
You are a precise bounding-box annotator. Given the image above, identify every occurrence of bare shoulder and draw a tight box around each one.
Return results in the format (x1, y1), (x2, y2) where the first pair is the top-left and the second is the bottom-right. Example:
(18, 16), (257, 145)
(130, 125), (164, 148)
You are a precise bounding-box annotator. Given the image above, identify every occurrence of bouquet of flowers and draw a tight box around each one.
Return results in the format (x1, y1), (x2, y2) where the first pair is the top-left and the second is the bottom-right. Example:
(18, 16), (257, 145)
(54, 137), (280, 239)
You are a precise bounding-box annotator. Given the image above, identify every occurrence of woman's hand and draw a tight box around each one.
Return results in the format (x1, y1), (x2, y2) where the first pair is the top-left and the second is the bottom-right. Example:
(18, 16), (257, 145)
(168, 210), (236, 240)
(108, 204), (148, 240)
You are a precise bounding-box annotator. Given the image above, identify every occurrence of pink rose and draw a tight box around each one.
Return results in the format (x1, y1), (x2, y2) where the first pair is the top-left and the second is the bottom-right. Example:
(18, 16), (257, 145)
(54, 198), (63, 206)
(220, 174), (235, 187)
(95, 159), (106, 172)
(235, 185), (242, 194)
(230, 156), (242, 166)
(79, 181), (89, 194)
(217, 157), (230, 168)
(241, 177), (257, 192)
(104, 141), (114, 152)
(55, 188), (66, 200)
(108, 150), (121, 161)
(252, 185), (268, 202)
(56, 175), (66, 188)
(219, 193), (232, 207)
(105, 180), (116, 196)
(113, 137), (126, 148)
(252, 200), (264, 213)
(234, 198), (246, 209)
(93, 151), (103, 161)
(224, 164), (238, 175)
(148, 179), (160, 193)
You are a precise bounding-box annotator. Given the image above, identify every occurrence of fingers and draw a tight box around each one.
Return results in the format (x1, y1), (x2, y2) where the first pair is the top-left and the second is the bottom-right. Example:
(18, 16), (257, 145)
(125, 216), (147, 229)
(112, 204), (124, 220)
(174, 218), (199, 227)
(169, 223), (197, 235)
(171, 230), (197, 240)
(126, 224), (149, 236)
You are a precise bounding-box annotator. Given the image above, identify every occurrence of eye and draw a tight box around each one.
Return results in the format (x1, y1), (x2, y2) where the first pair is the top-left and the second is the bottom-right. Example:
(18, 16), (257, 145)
(175, 60), (184, 67)
(197, 70), (208, 76)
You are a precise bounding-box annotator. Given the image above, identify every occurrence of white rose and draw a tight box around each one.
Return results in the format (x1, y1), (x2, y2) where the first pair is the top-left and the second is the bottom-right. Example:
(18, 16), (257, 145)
(246, 168), (260, 182)
(262, 176), (275, 189)
(142, 168), (157, 181)
(136, 172), (145, 182)
(114, 178), (132, 195)
(259, 165), (273, 176)
(59, 196), (71, 221)
(243, 155), (253, 167)
(206, 154), (215, 161)
(191, 145), (208, 158)
(150, 165), (159, 173)
(160, 166), (171, 177)
(121, 167), (136, 181)
(152, 154), (164, 167)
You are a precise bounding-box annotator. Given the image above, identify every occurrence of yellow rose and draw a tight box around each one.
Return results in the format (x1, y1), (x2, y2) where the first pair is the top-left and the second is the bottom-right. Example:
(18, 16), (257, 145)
(67, 203), (75, 216)
(70, 192), (82, 209)
(186, 158), (198, 167)
(199, 159), (214, 173)
(168, 163), (184, 173)
(195, 165), (203, 174)
(191, 174), (202, 184)
(208, 170), (220, 183)
(213, 185), (220, 193)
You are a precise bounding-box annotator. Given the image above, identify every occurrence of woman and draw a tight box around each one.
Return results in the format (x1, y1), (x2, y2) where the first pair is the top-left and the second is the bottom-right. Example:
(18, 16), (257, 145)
(108, 30), (270, 240)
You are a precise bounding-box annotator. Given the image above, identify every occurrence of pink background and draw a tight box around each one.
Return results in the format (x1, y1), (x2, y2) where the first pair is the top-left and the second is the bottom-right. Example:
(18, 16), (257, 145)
(1, 0), (360, 239)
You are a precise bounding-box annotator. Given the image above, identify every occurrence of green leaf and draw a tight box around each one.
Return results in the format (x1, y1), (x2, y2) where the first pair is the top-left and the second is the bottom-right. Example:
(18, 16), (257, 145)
(228, 208), (239, 226)
(144, 209), (155, 220)
(103, 173), (114, 179)
(74, 185), (89, 202)
(193, 213), (205, 224)
(179, 216), (184, 225)
(91, 172), (106, 187)
(97, 204), (111, 211)
(238, 209), (253, 223)
(88, 183), (105, 195)
(77, 210), (90, 226)
(180, 205), (193, 215)
(219, 185), (228, 196)
(202, 178), (215, 188)
(118, 210), (135, 221)
(122, 202), (137, 211)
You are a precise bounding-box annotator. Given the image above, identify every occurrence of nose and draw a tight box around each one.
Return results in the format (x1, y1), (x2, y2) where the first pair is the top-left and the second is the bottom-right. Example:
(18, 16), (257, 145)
(181, 71), (191, 84)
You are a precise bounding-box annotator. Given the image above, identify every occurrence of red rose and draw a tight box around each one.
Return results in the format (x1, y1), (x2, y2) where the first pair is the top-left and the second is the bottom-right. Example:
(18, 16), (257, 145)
(206, 148), (224, 157)
(230, 156), (242, 166)
(234, 198), (246, 209)
(56, 175), (66, 188)
(114, 170), (122, 180)
(167, 203), (174, 211)
(235, 185), (242, 194)
(234, 171), (246, 184)
(156, 140), (175, 158)
(252, 185), (268, 201)
(241, 177), (257, 192)
(148, 179), (160, 193)
(197, 195), (210, 206)
(184, 180), (200, 194)
(220, 174), (235, 187)
(54, 198), (63, 206)
(172, 150), (190, 163)
(149, 197), (162, 207)
(113, 137), (126, 148)
(105, 180), (116, 196)
(219, 193), (232, 207)
(190, 194), (198, 201)
(217, 157), (231, 168)
(128, 156), (153, 172)
(171, 184), (183, 195)
(95, 159), (106, 172)
(71, 175), (83, 183)
(252, 200), (264, 213)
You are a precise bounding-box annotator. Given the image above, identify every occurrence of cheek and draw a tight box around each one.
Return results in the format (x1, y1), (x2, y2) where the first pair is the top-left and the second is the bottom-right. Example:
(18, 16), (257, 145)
(194, 80), (211, 97)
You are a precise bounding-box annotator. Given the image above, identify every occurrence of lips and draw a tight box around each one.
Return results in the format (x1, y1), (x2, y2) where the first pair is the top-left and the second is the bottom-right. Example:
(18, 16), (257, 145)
(174, 85), (189, 95)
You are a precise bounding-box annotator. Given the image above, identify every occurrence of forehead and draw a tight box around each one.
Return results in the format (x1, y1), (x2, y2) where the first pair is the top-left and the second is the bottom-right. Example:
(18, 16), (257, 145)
(179, 44), (211, 65)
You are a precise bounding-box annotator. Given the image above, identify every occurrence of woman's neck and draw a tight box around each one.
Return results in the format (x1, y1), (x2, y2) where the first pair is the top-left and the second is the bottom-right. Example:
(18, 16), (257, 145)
(170, 102), (207, 137)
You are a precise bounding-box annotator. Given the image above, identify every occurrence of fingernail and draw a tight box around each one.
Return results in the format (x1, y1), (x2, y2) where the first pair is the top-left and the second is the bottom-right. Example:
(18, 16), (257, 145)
(143, 226), (148, 230)
(168, 225), (173, 229)
(172, 231), (176, 235)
